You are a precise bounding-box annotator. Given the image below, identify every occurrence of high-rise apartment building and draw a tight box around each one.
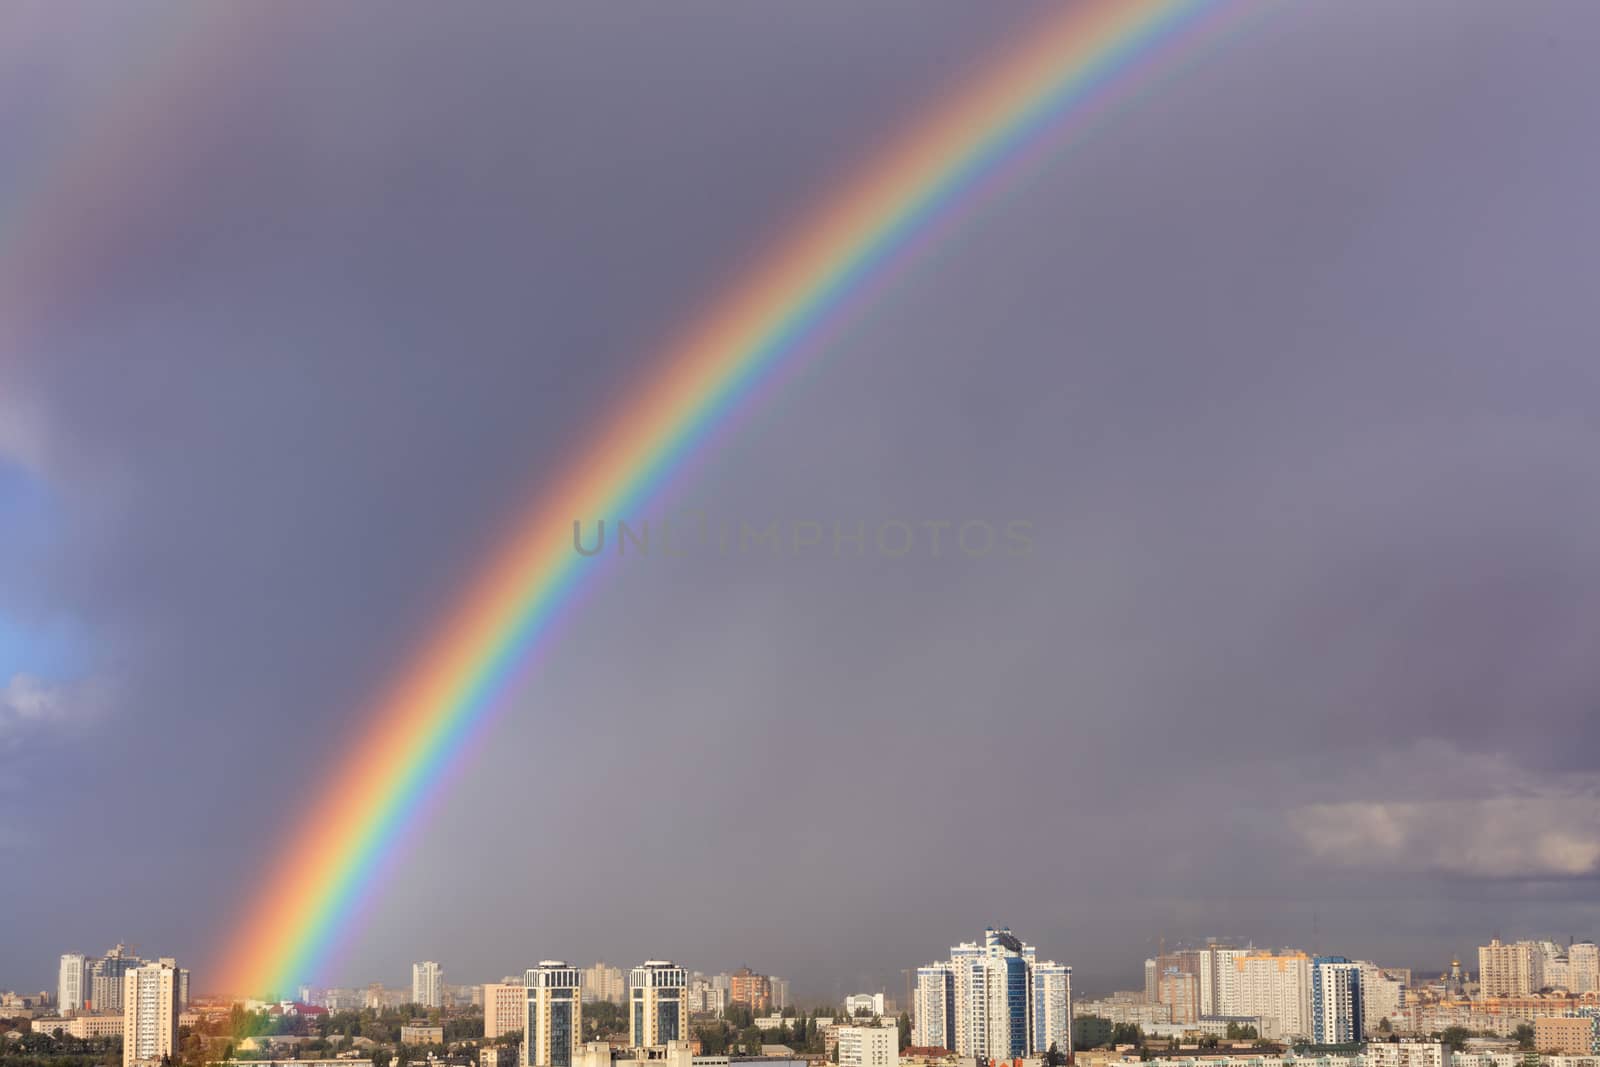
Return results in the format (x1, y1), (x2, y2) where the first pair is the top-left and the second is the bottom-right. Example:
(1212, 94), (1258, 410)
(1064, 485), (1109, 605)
(524, 962), (582, 1067)
(1356, 963), (1405, 1032)
(122, 960), (179, 1067)
(1232, 951), (1311, 1040)
(1479, 940), (1535, 998)
(485, 981), (526, 1040)
(581, 964), (625, 1005)
(838, 1024), (899, 1067)
(413, 962), (444, 1008)
(770, 977), (790, 1012)
(1157, 970), (1199, 1026)
(912, 926), (1071, 1061)
(1032, 961), (1073, 1055)
(912, 964), (955, 1052)
(1201, 945), (1244, 1017)
(687, 976), (725, 1016)
(1570, 943), (1600, 995)
(729, 968), (772, 1014)
(59, 955), (89, 1015)
(1310, 957), (1363, 1045)
(92, 946), (143, 1015)
(629, 961), (686, 1048)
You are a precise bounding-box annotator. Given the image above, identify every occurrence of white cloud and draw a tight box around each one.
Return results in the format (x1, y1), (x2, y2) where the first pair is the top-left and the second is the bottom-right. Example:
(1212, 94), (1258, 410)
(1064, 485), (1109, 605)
(1288, 785), (1600, 879)
(0, 672), (106, 744)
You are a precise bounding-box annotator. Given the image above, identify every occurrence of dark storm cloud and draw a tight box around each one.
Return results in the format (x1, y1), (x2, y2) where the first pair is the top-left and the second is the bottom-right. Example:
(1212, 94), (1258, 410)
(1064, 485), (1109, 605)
(4, 0), (1600, 997)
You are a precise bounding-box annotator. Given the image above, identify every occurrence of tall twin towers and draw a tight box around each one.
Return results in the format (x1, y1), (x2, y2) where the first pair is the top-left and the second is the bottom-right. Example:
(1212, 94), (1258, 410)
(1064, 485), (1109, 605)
(522, 959), (688, 1067)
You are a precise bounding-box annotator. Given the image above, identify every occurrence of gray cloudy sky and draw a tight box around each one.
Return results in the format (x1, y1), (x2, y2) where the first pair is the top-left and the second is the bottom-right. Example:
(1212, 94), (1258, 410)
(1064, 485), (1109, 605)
(4, 1), (1600, 999)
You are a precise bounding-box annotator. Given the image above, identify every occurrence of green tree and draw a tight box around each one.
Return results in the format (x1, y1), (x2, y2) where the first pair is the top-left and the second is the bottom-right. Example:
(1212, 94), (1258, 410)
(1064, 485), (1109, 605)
(1513, 1025), (1535, 1050)
(1440, 1027), (1473, 1052)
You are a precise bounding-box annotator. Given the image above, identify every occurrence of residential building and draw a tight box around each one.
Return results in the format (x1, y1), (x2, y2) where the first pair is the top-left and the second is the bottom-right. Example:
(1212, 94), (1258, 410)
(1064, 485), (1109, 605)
(1032, 961), (1072, 1055)
(1311, 957), (1363, 1045)
(524, 962), (583, 1067)
(688, 976), (725, 1016)
(93, 946), (143, 1015)
(1158, 970), (1199, 1026)
(1480, 941), (1536, 998)
(912, 964), (955, 1052)
(914, 925), (1069, 1061)
(485, 982), (526, 1040)
(412, 963), (444, 1009)
(1362, 1043), (1445, 1067)
(770, 977), (791, 1012)
(582, 964), (625, 1005)
(400, 1025), (445, 1045)
(1536, 1018), (1598, 1056)
(1573, 946), (1600, 996)
(629, 961), (687, 1048)
(482, 1048), (517, 1067)
(59, 955), (89, 1015)
(729, 969), (772, 1014)
(122, 960), (180, 1067)
(838, 1025), (899, 1067)
(1356, 963), (1405, 1032)
(1232, 951), (1312, 1040)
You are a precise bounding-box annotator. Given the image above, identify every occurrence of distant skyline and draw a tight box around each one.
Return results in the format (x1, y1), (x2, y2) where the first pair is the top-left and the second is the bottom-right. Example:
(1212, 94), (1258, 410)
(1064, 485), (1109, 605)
(5, 1), (1600, 999)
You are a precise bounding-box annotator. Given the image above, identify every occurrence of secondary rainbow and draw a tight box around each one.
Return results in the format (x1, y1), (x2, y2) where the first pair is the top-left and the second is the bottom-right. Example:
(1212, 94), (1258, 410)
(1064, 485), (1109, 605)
(218, 0), (1230, 995)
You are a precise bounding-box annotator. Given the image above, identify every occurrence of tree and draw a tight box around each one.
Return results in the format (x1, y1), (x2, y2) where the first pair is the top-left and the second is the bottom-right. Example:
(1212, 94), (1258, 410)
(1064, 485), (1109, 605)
(1440, 1027), (1473, 1052)
(1513, 1025), (1535, 1050)
(1045, 1041), (1068, 1067)
(897, 1014), (911, 1052)
(1110, 1023), (1144, 1048)
(1378, 1019), (1392, 1036)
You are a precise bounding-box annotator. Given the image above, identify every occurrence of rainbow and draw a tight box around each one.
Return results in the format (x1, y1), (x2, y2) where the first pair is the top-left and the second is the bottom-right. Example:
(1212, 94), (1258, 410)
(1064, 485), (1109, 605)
(217, 0), (1239, 995)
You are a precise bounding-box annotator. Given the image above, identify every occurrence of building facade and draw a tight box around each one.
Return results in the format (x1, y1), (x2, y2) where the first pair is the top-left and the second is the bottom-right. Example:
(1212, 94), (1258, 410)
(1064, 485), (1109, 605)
(59, 954), (89, 1015)
(729, 968), (772, 1014)
(1033, 961), (1073, 1055)
(1480, 941), (1536, 998)
(629, 961), (687, 1048)
(1310, 957), (1363, 1045)
(122, 960), (179, 1067)
(912, 926), (1071, 1061)
(912, 964), (955, 1052)
(412, 962), (444, 1009)
(485, 982), (526, 1040)
(581, 964), (625, 1005)
(524, 962), (583, 1067)
(1233, 951), (1312, 1040)
(1571, 946), (1600, 996)
(93, 946), (143, 1015)
(838, 1025), (899, 1067)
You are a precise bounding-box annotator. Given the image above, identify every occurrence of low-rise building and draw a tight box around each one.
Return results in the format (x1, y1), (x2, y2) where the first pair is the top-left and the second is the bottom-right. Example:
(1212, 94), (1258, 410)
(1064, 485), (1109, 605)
(40, 1014), (125, 1040)
(1365, 1042), (1445, 1067)
(1539, 1018), (1600, 1056)
(400, 1025), (446, 1045)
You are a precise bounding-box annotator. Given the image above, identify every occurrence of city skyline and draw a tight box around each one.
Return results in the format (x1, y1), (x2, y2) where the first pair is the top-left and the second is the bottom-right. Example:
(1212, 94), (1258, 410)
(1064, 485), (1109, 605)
(6, 0), (1600, 1009)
